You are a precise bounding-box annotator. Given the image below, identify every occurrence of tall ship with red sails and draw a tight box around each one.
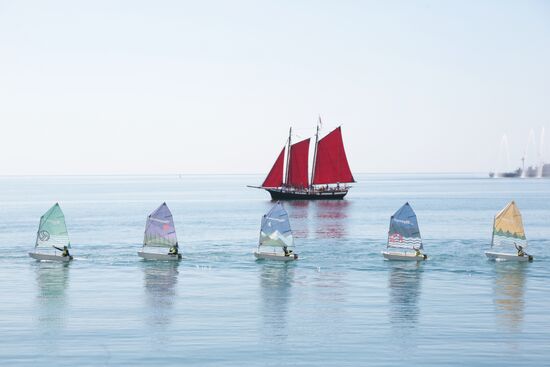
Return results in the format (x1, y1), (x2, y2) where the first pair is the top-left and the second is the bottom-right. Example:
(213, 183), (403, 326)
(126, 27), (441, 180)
(252, 122), (355, 200)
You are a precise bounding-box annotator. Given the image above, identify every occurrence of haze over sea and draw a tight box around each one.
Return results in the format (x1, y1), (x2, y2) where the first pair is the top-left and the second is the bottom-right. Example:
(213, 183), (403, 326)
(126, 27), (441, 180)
(1, 174), (549, 366)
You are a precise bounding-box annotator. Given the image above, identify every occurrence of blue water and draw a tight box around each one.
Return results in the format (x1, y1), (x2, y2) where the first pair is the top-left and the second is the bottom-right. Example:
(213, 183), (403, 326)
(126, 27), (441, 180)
(1, 174), (549, 366)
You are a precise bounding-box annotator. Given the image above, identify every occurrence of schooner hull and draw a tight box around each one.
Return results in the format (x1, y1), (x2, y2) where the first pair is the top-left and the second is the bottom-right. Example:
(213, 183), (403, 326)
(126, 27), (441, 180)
(382, 251), (427, 261)
(254, 252), (298, 261)
(266, 188), (348, 200)
(29, 252), (73, 262)
(485, 251), (533, 262)
(138, 251), (182, 261)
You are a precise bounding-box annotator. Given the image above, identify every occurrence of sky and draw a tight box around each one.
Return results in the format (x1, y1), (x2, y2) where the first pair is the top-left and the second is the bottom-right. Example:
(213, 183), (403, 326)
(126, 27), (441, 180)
(0, 0), (549, 175)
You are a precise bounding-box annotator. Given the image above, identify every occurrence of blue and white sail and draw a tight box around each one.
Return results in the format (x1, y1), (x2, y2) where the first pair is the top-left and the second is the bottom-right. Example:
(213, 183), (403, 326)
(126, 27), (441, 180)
(387, 202), (422, 250)
(259, 202), (294, 248)
(144, 203), (178, 248)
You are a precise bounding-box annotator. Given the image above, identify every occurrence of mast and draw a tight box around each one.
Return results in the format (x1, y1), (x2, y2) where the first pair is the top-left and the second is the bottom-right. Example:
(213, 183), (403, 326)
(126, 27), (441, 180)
(386, 224), (391, 248)
(258, 215), (264, 249)
(310, 117), (321, 188)
(490, 216), (496, 248)
(284, 127), (292, 186)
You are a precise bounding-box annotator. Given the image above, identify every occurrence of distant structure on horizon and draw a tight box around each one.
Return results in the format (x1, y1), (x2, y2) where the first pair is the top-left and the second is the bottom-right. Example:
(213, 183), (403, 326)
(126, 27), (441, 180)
(489, 128), (550, 178)
(489, 160), (550, 178)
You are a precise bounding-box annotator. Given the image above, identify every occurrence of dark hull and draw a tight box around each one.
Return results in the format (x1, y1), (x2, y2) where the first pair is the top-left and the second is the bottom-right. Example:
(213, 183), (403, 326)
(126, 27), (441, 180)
(266, 188), (348, 200)
(499, 172), (521, 178)
(489, 169), (522, 178)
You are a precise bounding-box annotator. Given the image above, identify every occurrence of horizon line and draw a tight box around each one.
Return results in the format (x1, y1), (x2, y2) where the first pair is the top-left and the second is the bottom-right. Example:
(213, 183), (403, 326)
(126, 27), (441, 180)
(0, 171), (491, 178)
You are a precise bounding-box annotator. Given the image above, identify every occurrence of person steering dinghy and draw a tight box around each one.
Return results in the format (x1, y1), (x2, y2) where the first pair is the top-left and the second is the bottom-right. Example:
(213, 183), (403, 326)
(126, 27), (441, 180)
(283, 246), (294, 257)
(168, 244), (179, 256)
(53, 245), (70, 257)
(514, 243), (525, 257)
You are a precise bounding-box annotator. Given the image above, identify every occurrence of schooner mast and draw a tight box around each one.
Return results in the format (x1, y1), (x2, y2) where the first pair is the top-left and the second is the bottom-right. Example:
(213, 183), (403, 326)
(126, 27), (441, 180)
(310, 117), (321, 188)
(284, 127), (292, 187)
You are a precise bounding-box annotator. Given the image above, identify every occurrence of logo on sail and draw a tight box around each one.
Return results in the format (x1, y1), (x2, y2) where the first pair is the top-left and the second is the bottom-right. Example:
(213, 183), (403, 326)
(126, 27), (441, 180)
(38, 230), (50, 241)
(389, 233), (403, 242)
(393, 219), (411, 225)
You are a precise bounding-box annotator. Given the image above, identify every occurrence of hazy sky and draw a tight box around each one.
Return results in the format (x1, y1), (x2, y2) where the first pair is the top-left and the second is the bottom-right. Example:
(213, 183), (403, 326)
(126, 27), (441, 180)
(0, 0), (549, 175)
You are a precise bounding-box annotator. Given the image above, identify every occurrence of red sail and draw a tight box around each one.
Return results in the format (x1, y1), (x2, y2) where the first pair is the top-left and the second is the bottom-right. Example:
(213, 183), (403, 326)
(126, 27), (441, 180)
(312, 127), (355, 184)
(287, 138), (310, 188)
(262, 147), (285, 188)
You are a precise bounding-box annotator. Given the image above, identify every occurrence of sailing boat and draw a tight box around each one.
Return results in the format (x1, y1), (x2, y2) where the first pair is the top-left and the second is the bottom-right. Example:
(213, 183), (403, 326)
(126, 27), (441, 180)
(254, 202), (298, 261)
(382, 202), (427, 261)
(250, 120), (355, 200)
(29, 203), (73, 262)
(138, 202), (182, 261)
(486, 201), (533, 262)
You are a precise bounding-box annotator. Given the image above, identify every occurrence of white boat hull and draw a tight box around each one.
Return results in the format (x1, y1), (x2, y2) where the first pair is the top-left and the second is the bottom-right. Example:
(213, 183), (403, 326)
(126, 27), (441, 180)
(485, 251), (533, 262)
(382, 251), (427, 261)
(254, 252), (298, 261)
(29, 252), (73, 262)
(138, 251), (182, 261)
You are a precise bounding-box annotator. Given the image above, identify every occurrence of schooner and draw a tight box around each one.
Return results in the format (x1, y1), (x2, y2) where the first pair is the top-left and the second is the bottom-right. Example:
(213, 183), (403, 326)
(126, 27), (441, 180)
(251, 120), (355, 200)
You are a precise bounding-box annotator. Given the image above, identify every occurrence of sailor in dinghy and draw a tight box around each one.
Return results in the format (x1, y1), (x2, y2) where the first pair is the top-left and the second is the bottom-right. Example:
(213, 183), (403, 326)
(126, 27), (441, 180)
(485, 201), (533, 262)
(29, 203), (74, 262)
(382, 202), (427, 261)
(138, 202), (182, 261)
(254, 202), (298, 261)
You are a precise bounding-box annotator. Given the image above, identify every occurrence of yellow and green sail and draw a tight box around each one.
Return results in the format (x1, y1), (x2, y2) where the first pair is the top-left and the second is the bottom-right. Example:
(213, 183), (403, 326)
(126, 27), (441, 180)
(492, 201), (527, 248)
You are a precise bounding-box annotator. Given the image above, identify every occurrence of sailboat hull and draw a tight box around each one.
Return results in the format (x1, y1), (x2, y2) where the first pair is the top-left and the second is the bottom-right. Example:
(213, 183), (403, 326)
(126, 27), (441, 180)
(485, 251), (533, 262)
(138, 251), (182, 261)
(266, 188), (348, 200)
(29, 252), (73, 262)
(254, 252), (298, 261)
(382, 251), (427, 261)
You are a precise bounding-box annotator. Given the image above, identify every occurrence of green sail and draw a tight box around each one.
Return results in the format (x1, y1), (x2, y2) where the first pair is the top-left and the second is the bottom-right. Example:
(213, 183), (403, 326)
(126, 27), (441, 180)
(35, 203), (71, 249)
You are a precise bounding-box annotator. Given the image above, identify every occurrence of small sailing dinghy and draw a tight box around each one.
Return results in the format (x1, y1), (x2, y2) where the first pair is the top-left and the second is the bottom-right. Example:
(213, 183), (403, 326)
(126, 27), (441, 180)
(254, 202), (298, 261)
(138, 202), (182, 261)
(382, 202), (427, 261)
(485, 201), (533, 262)
(29, 203), (73, 262)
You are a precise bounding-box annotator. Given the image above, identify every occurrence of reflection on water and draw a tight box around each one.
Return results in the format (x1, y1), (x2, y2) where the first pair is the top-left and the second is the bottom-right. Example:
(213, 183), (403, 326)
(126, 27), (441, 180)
(285, 201), (310, 238)
(285, 200), (310, 218)
(259, 263), (294, 344)
(285, 200), (351, 239)
(493, 262), (526, 333)
(142, 261), (179, 328)
(388, 263), (423, 345)
(35, 262), (70, 332)
(314, 201), (350, 239)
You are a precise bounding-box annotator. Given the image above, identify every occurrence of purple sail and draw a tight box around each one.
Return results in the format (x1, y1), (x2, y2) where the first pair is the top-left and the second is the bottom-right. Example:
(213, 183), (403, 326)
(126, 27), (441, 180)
(143, 202), (178, 248)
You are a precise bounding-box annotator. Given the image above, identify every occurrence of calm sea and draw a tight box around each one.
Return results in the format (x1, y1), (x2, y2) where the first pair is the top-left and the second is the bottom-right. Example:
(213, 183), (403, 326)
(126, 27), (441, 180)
(0, 174), (549, 366)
